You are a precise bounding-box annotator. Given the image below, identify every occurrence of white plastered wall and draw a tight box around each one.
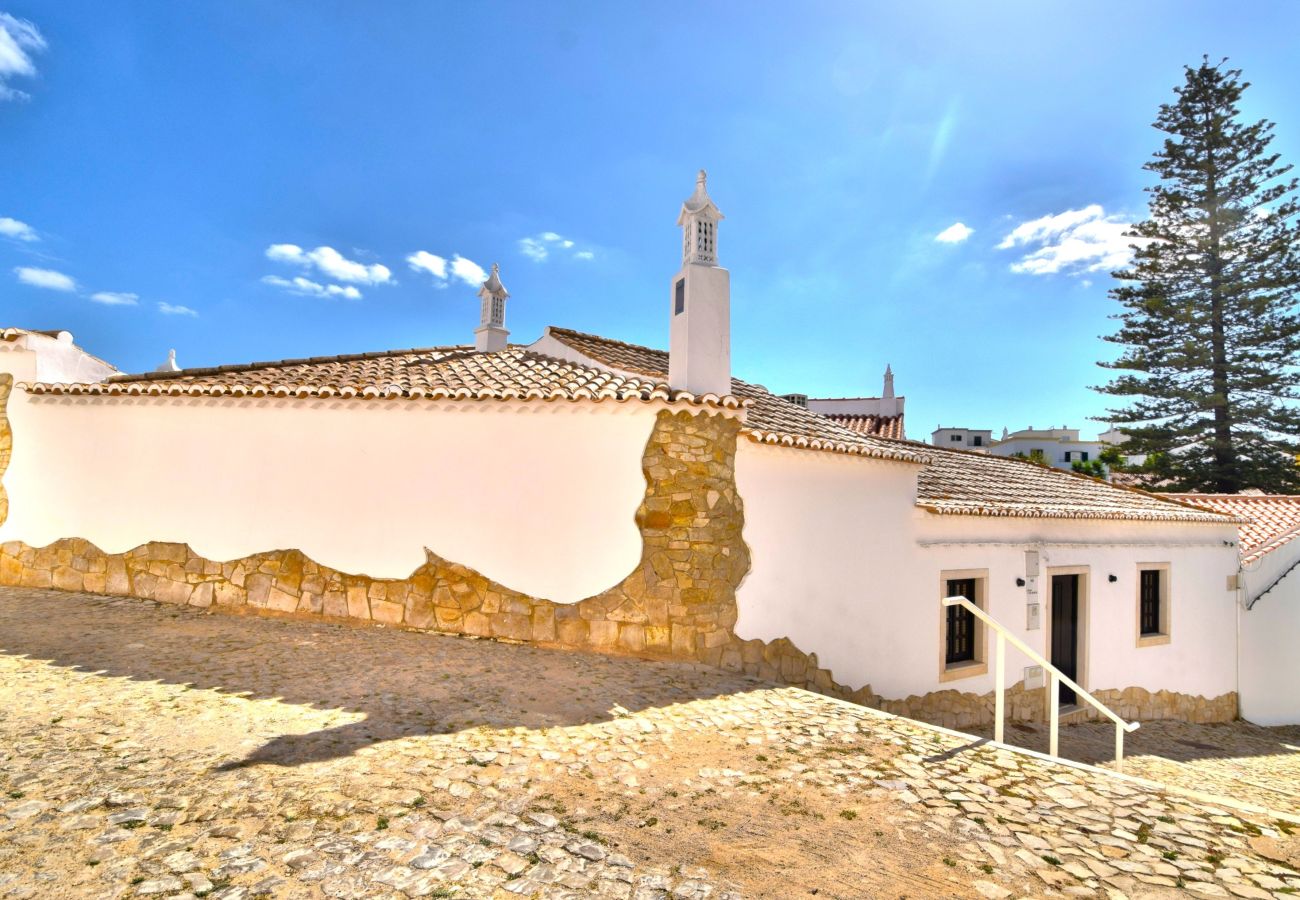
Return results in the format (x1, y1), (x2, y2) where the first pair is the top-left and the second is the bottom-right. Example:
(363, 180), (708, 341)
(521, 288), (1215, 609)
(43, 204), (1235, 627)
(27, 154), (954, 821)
(0, 390), (658, 603)
(733, 440), (923, 690)
(1239, 547), (1300, 725)
(0, 332), (119, 384)
(913, 516), (1239, 703)
(734, 437), (1241, 703)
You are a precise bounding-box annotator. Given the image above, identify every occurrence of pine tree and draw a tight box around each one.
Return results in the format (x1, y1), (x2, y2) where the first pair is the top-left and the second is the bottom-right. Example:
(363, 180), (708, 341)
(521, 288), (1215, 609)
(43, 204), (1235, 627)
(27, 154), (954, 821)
(1099, 58), (1300, 493)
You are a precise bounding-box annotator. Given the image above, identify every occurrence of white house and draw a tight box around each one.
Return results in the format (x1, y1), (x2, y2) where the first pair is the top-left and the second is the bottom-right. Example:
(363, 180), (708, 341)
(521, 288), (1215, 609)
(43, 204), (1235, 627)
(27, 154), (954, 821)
(1173, 494), (1300, 726)
(989, 426), (1104, 470)
(932, 427), (994, 452)
(0, 172), (1248, 731)
(931, 425), (1144, 473)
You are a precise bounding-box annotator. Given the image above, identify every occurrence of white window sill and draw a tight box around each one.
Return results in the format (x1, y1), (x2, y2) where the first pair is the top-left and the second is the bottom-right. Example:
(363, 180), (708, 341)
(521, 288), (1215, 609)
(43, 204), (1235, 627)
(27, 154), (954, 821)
(939, 659), (988, 683)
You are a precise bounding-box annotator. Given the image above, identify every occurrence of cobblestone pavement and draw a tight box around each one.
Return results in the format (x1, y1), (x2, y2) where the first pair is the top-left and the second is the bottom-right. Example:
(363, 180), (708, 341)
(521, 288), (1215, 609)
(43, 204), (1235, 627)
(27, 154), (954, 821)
(970, 719), (1300, 818)
(2, 589), (1299, 900)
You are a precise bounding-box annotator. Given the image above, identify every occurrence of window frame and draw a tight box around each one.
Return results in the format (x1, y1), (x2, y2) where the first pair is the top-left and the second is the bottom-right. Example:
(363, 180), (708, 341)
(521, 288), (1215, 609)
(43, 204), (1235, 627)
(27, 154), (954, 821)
(1135, 563), (1172, 647)
(938, 568), (989, 682)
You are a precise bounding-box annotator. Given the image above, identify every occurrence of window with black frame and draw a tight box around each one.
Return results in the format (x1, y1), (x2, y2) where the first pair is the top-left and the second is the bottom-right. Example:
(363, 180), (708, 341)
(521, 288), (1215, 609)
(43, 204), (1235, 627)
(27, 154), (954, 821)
(945, 577), (977, 664)
(1140, 569), (1162, 636)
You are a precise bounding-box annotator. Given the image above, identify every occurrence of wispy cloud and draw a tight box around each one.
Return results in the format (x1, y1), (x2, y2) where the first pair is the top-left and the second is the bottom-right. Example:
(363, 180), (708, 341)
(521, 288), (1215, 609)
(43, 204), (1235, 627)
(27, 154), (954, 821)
(408, 250), (487, 288)
(998, 205), (1137, 276)
(518, 231), (591, 263)
(934, 222), (973, 244)
(14, 265), (75, 291)
(261, 274), (361, 300)
(519, 237), (549, 262)
(0, 13), (46, 102)
(266, 243), (392, 285)
(90, 291), (139, 306)
(406, 251), (448, 286)
(0, 216), (37, 241)
(157, 301), (198, 317)
(449, 255), (487, 286)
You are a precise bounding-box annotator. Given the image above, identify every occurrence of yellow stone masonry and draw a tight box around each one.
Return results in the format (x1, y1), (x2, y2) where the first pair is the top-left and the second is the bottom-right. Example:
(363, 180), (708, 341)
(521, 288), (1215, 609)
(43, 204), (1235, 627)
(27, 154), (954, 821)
(0, 393), (1236, 727)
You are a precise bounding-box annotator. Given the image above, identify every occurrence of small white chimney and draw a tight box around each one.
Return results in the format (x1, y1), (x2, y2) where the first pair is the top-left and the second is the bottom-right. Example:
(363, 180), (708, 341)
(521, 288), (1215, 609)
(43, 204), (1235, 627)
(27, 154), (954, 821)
(155, 349), (181, 373)
(475, 263), (509, 353)
(669, 170), (731, 396)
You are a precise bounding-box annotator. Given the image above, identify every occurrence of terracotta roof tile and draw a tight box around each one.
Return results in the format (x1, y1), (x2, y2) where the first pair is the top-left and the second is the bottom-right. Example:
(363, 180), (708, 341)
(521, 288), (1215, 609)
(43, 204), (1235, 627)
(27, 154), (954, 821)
(1169, 494), (1300, 562)
(824, 413), (906, 440)
(915, 446), (1239, 524)
(545, 328), (1236, 522)
(544, 327), (930, 464)
(22, 345), (746, 410)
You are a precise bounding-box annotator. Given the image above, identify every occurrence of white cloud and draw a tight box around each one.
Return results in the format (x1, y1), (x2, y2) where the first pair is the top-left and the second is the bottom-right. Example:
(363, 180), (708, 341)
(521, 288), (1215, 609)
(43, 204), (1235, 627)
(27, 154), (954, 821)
(0, 216), (37, 241)
(90, 291), (139, 306)
(157, 301), (198, 317)
(0, 13), (46, 102)
(14, 265), (75, 291)
(449, 254), (487, 286)
(934, 222), (974, 244)
(265, 243), (391, 285)
(518, 231), (587, 262)
(519, 237), (548, 262)
(998, 205), (1138, 276)
(261, 274), (361, 300)
(405, 250), (487, 287)
(406, 251), (448, 284)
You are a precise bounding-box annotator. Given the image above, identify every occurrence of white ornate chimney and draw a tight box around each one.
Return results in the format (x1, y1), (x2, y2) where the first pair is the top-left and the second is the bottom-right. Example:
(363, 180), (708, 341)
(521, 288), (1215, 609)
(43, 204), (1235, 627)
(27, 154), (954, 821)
(882, 364), (895, 400)
(669, 170), (730, 396)
(475, 263), (509, 353)
(155, 349), (181, 373)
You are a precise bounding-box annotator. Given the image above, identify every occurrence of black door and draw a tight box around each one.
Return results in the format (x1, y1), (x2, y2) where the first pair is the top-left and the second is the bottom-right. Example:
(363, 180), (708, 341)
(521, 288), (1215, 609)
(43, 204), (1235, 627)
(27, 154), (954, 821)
(1050, 575), (1080, 705)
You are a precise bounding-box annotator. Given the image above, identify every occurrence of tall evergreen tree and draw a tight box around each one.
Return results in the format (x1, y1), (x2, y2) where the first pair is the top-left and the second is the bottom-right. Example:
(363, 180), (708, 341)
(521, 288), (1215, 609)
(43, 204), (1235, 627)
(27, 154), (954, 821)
(1099, 58), (1300, 493)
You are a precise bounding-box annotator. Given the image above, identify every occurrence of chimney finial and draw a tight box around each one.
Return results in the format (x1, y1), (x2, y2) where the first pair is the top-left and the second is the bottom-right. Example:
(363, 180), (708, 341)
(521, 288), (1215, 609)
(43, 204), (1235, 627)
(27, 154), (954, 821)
(155, 348), (181, 373)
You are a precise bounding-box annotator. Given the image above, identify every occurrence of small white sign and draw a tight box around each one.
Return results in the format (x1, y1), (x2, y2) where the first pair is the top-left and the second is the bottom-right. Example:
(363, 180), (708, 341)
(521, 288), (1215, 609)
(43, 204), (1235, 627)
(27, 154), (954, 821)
(1026, 602), (1041, 631)
(1025, 550), (1040, 578)
(1024, 665), (1044, 689)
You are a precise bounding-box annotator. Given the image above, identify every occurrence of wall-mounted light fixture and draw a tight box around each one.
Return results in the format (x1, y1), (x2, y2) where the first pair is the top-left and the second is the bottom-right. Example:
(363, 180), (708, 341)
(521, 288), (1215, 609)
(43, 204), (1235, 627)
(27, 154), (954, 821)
(1016, 577), (1026, 587)
(1108, 574), (1118, 583)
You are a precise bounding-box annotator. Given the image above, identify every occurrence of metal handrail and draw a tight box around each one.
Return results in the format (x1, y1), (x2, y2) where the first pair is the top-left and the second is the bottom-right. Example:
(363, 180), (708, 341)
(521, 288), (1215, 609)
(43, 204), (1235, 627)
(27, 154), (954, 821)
(943, 595), (1140, 771)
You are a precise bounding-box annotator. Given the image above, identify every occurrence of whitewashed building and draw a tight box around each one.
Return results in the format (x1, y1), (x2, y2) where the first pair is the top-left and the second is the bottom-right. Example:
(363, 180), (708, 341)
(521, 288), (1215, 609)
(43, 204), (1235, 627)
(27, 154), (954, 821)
(1173, 494), (1300, 726)
(989, 426), (1105, 470)
(932, 427), (994, 452)
(0, 173), (1252, 730)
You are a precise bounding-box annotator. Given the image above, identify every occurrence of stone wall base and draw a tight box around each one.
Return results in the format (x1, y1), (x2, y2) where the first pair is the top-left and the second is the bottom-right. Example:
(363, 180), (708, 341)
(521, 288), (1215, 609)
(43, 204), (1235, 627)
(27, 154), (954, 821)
(0, 535), (1237, 729)
(869, 682), (1238, 729)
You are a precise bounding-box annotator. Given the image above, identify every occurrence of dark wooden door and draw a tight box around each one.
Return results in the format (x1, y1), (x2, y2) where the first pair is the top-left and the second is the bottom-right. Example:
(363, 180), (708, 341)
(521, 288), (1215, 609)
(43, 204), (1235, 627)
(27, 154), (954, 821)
(1050, 574), (1080, 705)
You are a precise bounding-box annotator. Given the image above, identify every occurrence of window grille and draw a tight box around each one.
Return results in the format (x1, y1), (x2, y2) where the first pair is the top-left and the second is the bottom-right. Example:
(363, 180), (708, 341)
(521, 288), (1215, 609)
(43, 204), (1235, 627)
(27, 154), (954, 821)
(946, 578), (977, 664)
(1139, 569), (1162, 635)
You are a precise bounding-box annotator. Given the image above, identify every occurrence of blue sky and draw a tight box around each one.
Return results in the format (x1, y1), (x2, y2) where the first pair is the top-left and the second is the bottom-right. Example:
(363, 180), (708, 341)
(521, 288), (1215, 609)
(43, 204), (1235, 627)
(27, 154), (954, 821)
(3, 2), (1298, 439)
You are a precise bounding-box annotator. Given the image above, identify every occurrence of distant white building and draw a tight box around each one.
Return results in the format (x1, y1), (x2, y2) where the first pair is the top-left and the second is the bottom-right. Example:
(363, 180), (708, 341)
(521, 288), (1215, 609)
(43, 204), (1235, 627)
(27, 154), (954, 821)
(929, 424), (1139, 472)
(991, 426), (1105, 471)
(930, 427), (994, 451)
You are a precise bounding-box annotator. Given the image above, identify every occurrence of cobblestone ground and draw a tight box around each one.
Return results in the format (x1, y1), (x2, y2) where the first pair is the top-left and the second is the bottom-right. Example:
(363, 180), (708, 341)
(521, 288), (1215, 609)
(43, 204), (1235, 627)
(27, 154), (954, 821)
(2, 589), (1299, 900)
(970, 719), (1300, 818)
